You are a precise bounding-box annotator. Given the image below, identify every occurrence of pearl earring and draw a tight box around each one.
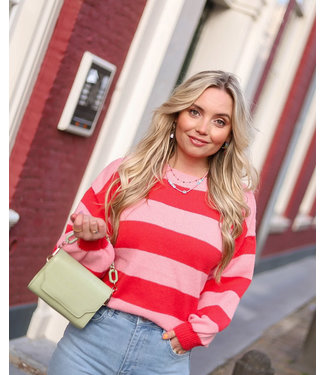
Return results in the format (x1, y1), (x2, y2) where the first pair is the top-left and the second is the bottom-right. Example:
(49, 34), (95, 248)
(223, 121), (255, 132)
(170, 122), (176, 139)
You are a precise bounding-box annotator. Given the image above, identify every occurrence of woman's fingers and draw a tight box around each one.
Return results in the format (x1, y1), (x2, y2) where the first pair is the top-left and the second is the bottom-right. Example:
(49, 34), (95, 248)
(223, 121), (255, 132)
(97, 220), (107, 237)
(72, 213), (84, 234)
(81, 215), (91, 238)
(162, 330), (175, 340)
(70, 213), (77, 222)
(71, 213), (107, 240)
(170, 337), (186, 354)
(89, 219), (99, 235)
(162, 330), (187, 355)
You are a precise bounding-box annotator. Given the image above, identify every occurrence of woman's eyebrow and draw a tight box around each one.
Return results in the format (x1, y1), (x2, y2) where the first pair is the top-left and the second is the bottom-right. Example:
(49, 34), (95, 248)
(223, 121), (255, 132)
(191, 104), (204, 112)
(215, 113), (231, 121)
(191, 104), (231, 120)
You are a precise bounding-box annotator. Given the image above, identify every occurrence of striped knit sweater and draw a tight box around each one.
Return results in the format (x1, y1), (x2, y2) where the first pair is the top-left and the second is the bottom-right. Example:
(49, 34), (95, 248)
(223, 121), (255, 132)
(56, 158), (256, 351)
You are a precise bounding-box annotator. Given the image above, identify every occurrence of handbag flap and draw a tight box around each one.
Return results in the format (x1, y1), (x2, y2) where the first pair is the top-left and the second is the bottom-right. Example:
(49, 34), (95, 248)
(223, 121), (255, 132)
(40, 250), (113, 318)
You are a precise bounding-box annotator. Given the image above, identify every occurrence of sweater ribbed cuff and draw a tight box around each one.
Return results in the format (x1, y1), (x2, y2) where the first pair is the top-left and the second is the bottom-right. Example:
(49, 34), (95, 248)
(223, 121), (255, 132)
(173, 322), (202, 351)
(78, 237), (109, 251)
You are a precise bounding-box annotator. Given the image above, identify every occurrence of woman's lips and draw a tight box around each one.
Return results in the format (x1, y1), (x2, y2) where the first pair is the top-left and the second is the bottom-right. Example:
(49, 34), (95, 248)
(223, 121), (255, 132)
(188, 136), (208, 146)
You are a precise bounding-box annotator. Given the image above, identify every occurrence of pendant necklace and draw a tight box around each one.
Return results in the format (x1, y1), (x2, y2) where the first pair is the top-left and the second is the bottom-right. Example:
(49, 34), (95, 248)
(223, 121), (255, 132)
(167, 164), (208, 194)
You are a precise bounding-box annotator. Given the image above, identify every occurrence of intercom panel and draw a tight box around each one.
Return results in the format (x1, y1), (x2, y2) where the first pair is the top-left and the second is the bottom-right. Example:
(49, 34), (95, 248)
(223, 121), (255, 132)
(57, 52), (116, 137)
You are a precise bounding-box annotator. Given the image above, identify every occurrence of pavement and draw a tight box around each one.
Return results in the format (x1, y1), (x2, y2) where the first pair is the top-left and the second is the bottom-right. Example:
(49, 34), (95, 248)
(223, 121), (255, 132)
(9, 255), (316, 375)
(209, 297), (316, 375)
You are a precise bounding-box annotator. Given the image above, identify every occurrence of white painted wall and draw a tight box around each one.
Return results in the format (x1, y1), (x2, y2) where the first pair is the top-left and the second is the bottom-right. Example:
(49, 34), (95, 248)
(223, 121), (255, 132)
(274, 94), (315, 216)
(9, 0), (64, 153)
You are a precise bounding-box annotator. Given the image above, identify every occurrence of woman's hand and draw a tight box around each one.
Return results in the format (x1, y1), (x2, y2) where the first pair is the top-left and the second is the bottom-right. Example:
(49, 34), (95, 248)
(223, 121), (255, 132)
(162, 330), (187, 355)
(70, 213), (107, 241)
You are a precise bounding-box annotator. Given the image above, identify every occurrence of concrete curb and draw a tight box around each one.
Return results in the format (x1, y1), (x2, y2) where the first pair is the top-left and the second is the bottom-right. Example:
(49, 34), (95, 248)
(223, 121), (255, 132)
(10, 337), (56, 374)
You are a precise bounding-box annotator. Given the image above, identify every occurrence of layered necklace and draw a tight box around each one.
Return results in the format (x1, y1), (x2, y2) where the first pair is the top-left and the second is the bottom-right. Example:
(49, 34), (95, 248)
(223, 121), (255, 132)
(167, 164), (208, 194)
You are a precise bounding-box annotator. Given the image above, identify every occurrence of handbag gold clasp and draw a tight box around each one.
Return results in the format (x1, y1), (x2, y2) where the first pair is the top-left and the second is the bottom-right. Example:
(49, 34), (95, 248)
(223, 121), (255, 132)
(108, 263), (118, 291)
(46, 246), (62, 262)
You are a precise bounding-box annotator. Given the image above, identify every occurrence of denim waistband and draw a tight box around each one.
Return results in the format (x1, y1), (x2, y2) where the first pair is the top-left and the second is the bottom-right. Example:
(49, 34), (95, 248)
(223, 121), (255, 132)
(105, 306), (163, 330)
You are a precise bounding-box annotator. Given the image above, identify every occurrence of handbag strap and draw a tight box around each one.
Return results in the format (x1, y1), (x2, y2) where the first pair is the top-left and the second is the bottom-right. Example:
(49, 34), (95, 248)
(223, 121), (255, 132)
(50, 232), (119, 291)
(105, 234), (118, 291)
(108, 263), (118, 291)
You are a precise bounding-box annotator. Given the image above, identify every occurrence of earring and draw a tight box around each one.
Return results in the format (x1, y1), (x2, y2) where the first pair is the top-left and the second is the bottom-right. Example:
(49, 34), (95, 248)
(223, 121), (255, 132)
(170, 121), (176, 139)
(221, 141), (229, 150)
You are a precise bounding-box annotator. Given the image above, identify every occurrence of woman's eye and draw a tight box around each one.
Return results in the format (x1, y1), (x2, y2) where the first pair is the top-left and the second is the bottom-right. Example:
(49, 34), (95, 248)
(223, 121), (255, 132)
(189, 109), (200, 117)
(214, 119), (226, 126)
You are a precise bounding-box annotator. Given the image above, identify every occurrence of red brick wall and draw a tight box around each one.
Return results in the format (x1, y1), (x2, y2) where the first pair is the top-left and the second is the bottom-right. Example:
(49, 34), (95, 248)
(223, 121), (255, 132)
(9, 0), (147, 306)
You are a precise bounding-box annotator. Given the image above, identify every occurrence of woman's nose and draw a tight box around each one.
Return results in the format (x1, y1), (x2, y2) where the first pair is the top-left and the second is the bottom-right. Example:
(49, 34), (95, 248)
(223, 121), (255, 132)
(196, 119), (208, 134)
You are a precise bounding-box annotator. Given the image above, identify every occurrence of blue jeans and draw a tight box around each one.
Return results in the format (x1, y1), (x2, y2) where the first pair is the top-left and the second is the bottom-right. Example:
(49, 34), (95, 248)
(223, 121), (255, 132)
(48, 307), (191, 374)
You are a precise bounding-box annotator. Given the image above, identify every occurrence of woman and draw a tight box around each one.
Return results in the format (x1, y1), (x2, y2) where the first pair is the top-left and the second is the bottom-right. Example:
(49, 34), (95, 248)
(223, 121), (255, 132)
(48, 70), (258, 375)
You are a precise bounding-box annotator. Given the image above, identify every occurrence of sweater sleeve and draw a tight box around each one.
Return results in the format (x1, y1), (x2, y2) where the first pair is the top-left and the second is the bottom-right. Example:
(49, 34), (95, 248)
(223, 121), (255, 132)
(53, 159), (123, 278)
(173, 192), (257, 351)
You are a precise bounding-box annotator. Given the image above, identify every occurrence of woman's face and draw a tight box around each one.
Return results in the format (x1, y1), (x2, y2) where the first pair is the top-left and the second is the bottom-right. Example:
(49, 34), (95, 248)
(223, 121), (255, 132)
(175, 87), (233, 167)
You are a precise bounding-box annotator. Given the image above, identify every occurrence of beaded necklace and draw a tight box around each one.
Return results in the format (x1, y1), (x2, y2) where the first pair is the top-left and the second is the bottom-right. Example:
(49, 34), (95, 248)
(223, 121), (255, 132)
(167, 164), (208, 194)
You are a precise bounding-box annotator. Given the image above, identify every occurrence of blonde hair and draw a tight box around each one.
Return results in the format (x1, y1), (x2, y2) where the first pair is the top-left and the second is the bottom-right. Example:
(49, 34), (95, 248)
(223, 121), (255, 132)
(105, 70), (258, 282)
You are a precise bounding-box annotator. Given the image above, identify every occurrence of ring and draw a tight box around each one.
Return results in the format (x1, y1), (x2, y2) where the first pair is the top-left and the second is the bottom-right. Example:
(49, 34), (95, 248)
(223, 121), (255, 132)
(91, 230), (99, 234)
(73, 228), (82, 233)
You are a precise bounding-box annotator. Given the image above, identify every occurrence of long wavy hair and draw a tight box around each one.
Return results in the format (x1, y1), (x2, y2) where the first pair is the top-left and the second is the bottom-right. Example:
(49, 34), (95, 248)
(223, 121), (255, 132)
(105, 70), (258, 281)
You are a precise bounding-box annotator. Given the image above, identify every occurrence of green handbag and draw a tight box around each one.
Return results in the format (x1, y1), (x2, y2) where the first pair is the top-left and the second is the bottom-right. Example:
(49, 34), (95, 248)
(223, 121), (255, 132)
(28, 233), (118, 329)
